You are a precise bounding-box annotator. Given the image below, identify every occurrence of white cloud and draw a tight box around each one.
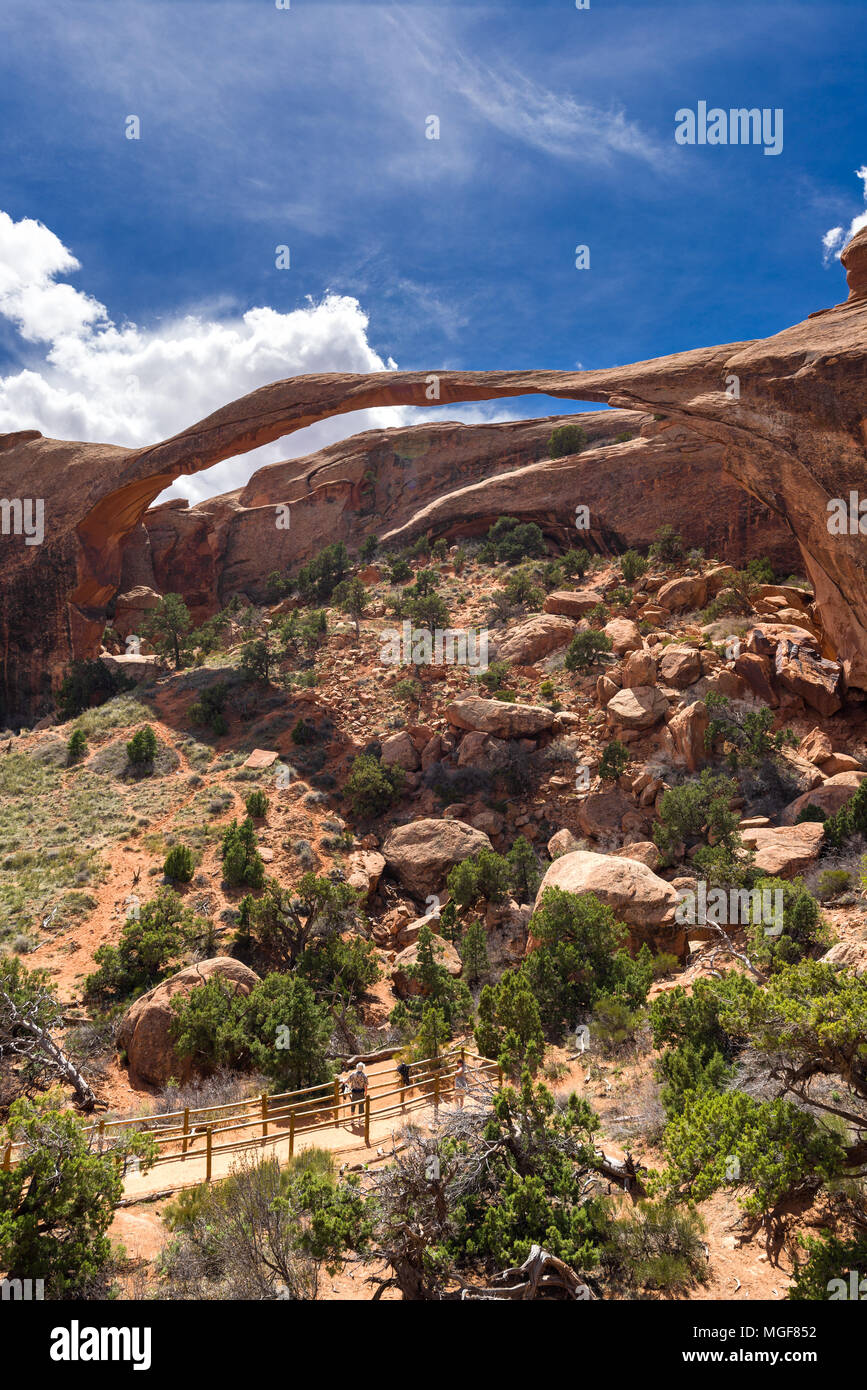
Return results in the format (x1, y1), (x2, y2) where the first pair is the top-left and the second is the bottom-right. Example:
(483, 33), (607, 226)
(0, 211), (416, 504)
(822, 166), (867, 264)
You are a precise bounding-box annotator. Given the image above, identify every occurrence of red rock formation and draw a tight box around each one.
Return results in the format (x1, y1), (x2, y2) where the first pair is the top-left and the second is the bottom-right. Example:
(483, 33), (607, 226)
(1, 226), (864, 720)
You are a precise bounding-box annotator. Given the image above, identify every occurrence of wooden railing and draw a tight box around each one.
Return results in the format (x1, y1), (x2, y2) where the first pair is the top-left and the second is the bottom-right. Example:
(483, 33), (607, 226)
(1, 1049), (501, 1182)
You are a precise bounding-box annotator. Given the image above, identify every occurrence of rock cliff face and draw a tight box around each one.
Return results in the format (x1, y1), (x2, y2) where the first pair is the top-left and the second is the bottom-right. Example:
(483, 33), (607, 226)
(122, 409), (794, 624)
(1, 226), (864, 721)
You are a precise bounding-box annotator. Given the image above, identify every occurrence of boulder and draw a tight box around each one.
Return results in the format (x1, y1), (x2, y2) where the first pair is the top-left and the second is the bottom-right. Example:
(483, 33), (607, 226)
(733, 651), (779, 707)
(494, 614), (576, 665)
(346, 850), (386, 901)
(658, 644), (702, 688)
(656, 574), (708, 612)
(543, 589), (604, 618)
(577, 789), (634, 840)
(612, 840), (661, 870)
(532, 849), (684, 957)
(382, 819), (493, 899)
(621, 648), (657, 688)
(456, 730), (510, 771)
(738, 823), (825, 877)
(596, 674), (621, 706)
(773, 643), (845, 717)
(117, 958), (260, 1086)
(604, 618), (643, 656)
(662, 699), (710, 772)
(747, 623), (820, 656)
(547, 827), (584, 857)
(607, 685), (669, 730)
(113, 585), (163, 638)
(799, 728), (833, 766)
(99, 653), (165, 684)
(780, 772), (867, 826)
(380, 731), (421, 772)
(445, 695), (556, 738)
(820, 941), (867, 976)
(704, 565), (738, 595)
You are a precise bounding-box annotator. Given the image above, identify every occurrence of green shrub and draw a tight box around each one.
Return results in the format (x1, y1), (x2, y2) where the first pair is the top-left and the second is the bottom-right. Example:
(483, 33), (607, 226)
(163, 844), (195, 884)
(485, 516), (547, 564)
(619, 550), (648, 584)
(549, 423), (588, 458)
(648, 525), (684, 564)
(344, 753), (404, 818)
(57, 660), (131, 721)
(815, 868), (852, 901)
(126, 725), (158, 767)
(67, 728), (88, 764)
(245, 789), (269, 819)
(221, 817), (265, 889)
(560, 547), (591, 579)
(564, 630), (612, 672)
(598, 738), (629, 781)
(295, 542), (349, 603)
(85, 888), (197, 1003)
(388, 556), (413, 584)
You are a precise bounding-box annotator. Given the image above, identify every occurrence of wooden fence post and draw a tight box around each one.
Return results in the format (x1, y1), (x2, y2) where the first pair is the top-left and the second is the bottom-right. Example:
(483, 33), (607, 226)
(497, 1064), (503, 1088)
(333, 1077), (340, 1124)
(205, 1126), (213, 1183)
(2, 1142), (11, 1171)
(289, 1107), (295, 1158)
(434, 1071), (440, 1113)
(261, 1093), (268, 1143)
(98, 1118), (105, 1153)
(182, 1107), (190, 1156)
(364, 1095), (371, 1147)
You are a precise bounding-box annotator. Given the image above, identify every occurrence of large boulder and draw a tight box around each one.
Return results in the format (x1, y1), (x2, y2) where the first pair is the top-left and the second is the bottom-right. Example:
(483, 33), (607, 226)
(607, 685), (669, 730)
(445, 695), (556, 738)
(658, 644), (702, 688)
(456, 731), (510, 772)
(662, 699), (710, 772)
(577, 789), (634, 841)
(382, 819), (493, 899)
(494, 614), (576, 665)
(821, 941), (867, 976)
(532, 849), (684, 956)
(380, 731), (420, 772)
(604, 618), (643, 655)
(656, 575), (708, 612)
(346, 850), (386, 901)
(117, 958), (260, 1087)
(113, 585), (163, 638)
(543, 589), (604, 618)
(621, 648), (657, 688)
(773, 643), (845, 717)
(780, 772), (867, 826)
(733, 651), (779, 706)
(739, 823), (825, 877)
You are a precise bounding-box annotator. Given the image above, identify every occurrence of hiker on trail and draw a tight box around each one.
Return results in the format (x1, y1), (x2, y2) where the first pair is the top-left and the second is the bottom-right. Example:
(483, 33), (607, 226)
(396, 1061), (411, 1090)
(349, 1062), (368, 1118)
(453, 1058), (468, 1108)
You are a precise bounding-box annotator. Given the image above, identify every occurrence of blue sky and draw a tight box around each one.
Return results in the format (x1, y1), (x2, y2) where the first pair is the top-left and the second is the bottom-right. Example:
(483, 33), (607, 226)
(0, 0), (864, 501)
